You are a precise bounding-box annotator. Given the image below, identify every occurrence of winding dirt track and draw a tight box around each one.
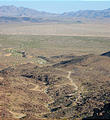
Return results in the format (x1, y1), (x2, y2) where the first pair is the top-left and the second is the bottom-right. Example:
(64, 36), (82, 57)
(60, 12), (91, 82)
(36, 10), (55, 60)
(67, 71), (78, 91)
(67, 71), (82, 103)
(8, 69), (82, 119)
(30, 69), (81, 102)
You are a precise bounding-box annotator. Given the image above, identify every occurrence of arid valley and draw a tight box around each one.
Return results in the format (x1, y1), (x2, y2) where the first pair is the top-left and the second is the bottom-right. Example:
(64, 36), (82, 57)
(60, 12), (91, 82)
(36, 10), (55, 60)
(0, 5), (110, 120)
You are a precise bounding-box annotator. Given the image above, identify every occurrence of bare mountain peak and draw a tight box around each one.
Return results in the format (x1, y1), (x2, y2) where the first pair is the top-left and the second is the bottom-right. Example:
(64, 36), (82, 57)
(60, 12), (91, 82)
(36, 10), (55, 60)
(0, 5), (57, 18)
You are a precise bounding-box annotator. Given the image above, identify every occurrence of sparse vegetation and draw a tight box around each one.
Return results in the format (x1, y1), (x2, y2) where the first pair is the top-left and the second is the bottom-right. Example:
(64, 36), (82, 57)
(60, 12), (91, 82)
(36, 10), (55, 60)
(0, 34), (110, 66)
(0, 23), (110, 120)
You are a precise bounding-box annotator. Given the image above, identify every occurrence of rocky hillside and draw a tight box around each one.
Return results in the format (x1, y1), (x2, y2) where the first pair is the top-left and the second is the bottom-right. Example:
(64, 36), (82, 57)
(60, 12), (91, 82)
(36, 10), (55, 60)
(0, 52), (110, 120)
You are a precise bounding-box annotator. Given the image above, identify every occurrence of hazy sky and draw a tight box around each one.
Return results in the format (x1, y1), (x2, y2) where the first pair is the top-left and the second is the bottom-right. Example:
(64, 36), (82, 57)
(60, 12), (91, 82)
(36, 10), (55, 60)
(0, 0), (110, 13)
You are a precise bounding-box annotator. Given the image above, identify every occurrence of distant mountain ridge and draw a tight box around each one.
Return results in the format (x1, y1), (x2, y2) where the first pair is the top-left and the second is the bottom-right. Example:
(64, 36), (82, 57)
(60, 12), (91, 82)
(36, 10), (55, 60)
(61, 8), (110, 18)
(0, 5), (110, 23)
(0, 5), (57, 18)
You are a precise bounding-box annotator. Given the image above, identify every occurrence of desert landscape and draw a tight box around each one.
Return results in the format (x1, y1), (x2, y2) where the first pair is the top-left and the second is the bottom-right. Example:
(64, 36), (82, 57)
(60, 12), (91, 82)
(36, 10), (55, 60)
(0, 5), (110, 120)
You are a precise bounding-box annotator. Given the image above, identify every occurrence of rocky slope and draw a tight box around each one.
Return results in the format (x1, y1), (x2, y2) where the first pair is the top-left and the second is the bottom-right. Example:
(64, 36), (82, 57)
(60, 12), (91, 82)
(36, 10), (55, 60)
(0, 52), (110, 119)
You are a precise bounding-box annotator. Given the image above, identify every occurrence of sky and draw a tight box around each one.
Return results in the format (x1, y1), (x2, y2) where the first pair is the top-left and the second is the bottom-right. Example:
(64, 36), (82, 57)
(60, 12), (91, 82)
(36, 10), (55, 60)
(0, 0), (110, 13)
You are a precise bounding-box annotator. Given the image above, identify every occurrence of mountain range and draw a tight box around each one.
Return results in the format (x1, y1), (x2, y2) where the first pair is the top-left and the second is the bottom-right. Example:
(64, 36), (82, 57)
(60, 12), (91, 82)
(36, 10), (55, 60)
(0, 5), (110, 23)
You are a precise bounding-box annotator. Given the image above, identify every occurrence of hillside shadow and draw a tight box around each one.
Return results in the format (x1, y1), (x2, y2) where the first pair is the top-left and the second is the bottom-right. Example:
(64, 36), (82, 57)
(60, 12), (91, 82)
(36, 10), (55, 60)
(101, 51), (110, 57)
(83, 103), (110, 120)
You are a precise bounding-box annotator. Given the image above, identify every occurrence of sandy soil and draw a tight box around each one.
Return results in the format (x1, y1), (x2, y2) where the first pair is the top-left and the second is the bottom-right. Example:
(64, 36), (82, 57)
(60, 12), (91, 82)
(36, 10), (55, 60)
(0, 23), (110, 37)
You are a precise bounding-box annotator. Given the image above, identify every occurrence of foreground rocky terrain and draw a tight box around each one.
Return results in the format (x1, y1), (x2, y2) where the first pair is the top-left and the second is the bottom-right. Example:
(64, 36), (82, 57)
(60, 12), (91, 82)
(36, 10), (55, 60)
(0, 52), (110, 120)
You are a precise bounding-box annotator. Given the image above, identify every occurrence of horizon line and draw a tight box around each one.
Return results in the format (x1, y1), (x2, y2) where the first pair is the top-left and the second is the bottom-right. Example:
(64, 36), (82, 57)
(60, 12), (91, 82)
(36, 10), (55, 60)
(0, 5), (110, 14)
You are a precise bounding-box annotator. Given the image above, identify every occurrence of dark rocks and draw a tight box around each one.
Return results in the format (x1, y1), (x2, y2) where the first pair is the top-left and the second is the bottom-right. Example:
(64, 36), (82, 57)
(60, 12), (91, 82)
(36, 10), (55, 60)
(101, 51), (110, 57)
